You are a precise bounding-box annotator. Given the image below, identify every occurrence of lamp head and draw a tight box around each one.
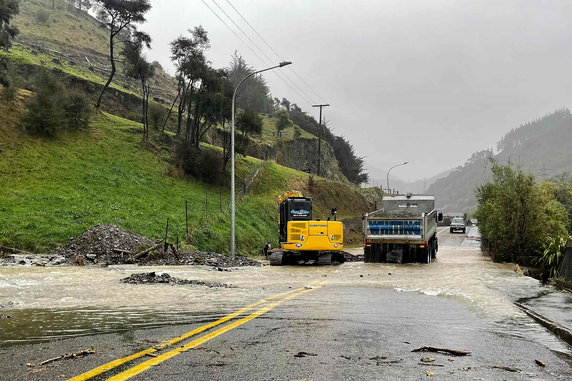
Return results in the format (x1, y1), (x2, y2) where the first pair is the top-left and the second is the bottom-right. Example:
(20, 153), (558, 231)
(279, 61), (292, 67)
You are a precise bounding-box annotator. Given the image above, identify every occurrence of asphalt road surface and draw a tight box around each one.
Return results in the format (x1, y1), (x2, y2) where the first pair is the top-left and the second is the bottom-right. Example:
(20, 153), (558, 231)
(1, 227), (572, 380)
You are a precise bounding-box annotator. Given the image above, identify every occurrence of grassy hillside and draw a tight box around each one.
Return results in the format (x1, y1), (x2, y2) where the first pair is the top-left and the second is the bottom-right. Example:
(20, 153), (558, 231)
(0, 93), (368, 254)
(8, 0), (177, 103)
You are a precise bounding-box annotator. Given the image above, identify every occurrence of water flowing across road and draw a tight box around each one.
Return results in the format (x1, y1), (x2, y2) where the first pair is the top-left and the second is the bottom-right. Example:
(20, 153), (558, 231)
(1, 227), (570, 356)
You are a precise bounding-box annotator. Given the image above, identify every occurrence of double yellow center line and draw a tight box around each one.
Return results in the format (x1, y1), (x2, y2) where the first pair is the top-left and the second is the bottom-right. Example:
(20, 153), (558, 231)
(68, 282), (325, 381)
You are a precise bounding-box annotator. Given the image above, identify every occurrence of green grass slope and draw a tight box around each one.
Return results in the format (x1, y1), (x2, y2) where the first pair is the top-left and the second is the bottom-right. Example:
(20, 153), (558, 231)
(8, 0), (177, 103)
(0, 94), (369, 254)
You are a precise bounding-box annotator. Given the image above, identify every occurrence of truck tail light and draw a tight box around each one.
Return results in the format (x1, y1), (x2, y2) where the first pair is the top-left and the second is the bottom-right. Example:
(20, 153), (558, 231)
(419, 244), (426, 248)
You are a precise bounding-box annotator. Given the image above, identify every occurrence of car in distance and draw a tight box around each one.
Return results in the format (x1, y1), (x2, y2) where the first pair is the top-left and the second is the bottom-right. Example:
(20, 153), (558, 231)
(449, 217), (466, 233)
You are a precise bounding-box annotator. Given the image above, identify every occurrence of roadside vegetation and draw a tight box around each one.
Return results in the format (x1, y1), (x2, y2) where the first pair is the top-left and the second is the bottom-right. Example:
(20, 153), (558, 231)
(475, 161), (572, 277)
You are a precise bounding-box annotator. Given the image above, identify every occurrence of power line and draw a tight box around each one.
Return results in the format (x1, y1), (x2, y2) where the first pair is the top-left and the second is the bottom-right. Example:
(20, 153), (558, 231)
(204, 0), (315, 106)
(224, 0), (329, 104)
(209, 0), (315, 105)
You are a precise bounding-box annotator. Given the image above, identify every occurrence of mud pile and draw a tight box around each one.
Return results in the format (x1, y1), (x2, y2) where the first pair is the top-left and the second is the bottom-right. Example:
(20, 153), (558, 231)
(120, 272), (234, 288)
(51, 224), (154, 265)
(48, 224), (262, 267)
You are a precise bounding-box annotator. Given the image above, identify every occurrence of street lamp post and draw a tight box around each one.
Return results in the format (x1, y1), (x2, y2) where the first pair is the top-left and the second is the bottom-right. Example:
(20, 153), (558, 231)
(231, 61), (292, 258)
(386, 161), (408, 193)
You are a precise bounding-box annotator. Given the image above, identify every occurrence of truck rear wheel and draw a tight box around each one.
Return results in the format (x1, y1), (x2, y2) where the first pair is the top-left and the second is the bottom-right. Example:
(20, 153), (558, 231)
(418, 247), (431, 264)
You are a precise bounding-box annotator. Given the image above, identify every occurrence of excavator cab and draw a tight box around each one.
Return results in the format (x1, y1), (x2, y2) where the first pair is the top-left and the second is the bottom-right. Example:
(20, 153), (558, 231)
(279, 197), (313, 242)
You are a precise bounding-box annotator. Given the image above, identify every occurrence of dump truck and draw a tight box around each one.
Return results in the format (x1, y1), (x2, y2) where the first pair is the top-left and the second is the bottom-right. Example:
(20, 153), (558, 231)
(363, 194), (442, 263)
(268, 191), (345, 265)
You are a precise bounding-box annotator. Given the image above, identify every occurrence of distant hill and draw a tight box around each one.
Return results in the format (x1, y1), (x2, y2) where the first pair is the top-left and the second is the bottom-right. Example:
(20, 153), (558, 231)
(427, 108), (572, 213)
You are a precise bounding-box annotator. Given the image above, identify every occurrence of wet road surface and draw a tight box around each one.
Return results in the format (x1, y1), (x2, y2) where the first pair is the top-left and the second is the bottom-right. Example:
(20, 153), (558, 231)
(1, 227), (572, 380)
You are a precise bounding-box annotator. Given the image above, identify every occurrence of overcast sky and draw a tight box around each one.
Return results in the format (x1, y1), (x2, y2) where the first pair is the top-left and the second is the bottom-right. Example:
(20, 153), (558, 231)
(141, 0), (572, 182)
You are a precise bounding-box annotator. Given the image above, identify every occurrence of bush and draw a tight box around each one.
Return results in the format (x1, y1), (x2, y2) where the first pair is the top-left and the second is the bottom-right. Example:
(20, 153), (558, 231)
(2, 84), (17, 103)
(23, 71), (67, 137)
(36, 9), (50, 24)
(148, 102), (166, 130)
(176, 144), (225, 185)
(535, 236), (569, 278)
(65, 91), (91, 129)
(293, 126), (302, 139)
(475, 162), (569, 264)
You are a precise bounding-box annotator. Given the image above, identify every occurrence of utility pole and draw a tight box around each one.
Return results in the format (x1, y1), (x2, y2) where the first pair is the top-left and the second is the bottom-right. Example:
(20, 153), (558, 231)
(312, 104), (330, 177)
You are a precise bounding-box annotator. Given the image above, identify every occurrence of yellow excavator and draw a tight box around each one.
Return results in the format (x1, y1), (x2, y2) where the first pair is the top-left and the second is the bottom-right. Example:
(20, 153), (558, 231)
(268, 190), (345, 265)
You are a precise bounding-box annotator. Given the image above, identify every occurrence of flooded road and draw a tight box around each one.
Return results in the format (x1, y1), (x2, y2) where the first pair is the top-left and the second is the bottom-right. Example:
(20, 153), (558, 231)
(0, 227), (570, 357)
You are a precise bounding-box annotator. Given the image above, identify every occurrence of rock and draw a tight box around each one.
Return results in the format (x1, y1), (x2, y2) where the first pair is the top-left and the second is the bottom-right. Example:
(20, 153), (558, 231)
(120, 272), (234, 288)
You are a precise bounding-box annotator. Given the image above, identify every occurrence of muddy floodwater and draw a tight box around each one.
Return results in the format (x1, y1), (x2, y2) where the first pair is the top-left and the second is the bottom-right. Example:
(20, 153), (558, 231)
(1, 227), (570, 356)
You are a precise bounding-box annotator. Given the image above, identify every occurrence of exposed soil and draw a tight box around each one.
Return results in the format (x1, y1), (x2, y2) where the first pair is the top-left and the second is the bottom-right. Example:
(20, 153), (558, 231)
(120, 272), (234, 288)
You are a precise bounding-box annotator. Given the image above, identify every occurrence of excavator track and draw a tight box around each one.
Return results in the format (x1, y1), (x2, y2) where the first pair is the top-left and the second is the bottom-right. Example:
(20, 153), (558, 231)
(269, 250), (345, 266)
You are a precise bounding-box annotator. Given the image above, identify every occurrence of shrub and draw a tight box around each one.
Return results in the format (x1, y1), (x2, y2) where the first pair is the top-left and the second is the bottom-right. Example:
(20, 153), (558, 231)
(2, 84), (17, 103)
(535, 236), (569, 278)
(475, 162), (569, 264)
(176, 144), (225, 185)
(148, 102), (166, 130)
(65, 91), (91, 129)
(36, 9), (50, 24)
(23, 71), (66, 137)
(293, 126), (302, 139)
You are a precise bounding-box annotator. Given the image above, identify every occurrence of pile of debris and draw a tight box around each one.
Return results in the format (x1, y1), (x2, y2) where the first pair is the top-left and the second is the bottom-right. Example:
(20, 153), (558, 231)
(0, 247), (67, 267)
(120, 272), (234, 288)
(176, 251), (262, 267)
(48, 224), (262, 267)
(51, 224), (154, 265)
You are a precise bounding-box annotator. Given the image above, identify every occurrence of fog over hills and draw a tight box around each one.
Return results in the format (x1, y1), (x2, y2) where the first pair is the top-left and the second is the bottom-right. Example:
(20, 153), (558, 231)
(426, 108), (572, 213)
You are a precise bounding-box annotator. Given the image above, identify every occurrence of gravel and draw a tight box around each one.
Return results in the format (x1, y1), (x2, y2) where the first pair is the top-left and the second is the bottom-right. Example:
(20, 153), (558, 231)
(51, 224), (154, 264)
(120, 272), (234, 288)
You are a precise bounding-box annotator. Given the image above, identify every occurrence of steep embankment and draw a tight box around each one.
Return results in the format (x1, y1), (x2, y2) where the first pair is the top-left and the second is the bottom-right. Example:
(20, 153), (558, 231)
(0, 96), (369, 254)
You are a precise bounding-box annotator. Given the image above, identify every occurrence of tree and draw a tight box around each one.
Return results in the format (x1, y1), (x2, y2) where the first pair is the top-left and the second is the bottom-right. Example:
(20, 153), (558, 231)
(0, 0), (19, 51)
(474, 162), (568, 263)
(274, 109), (291, 137)
(280, 98), (290, 111)
(235, 108), (262, 154)
(331, 136), (368, 185)
(171, 28), (231, 148)
(148, 102), (166, 130)
(71, 0), (92, 11)
(170, 26), (210, 136)
(65, 90), (91, 129)
(94, 0), (151, 108)
(228, 52), (272, 114)
(23, 71), (67, 137)
(122, 35), (154, 141)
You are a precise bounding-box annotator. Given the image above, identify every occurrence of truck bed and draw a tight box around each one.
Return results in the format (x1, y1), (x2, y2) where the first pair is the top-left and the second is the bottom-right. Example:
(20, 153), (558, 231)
(364, 210), (437, 244)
